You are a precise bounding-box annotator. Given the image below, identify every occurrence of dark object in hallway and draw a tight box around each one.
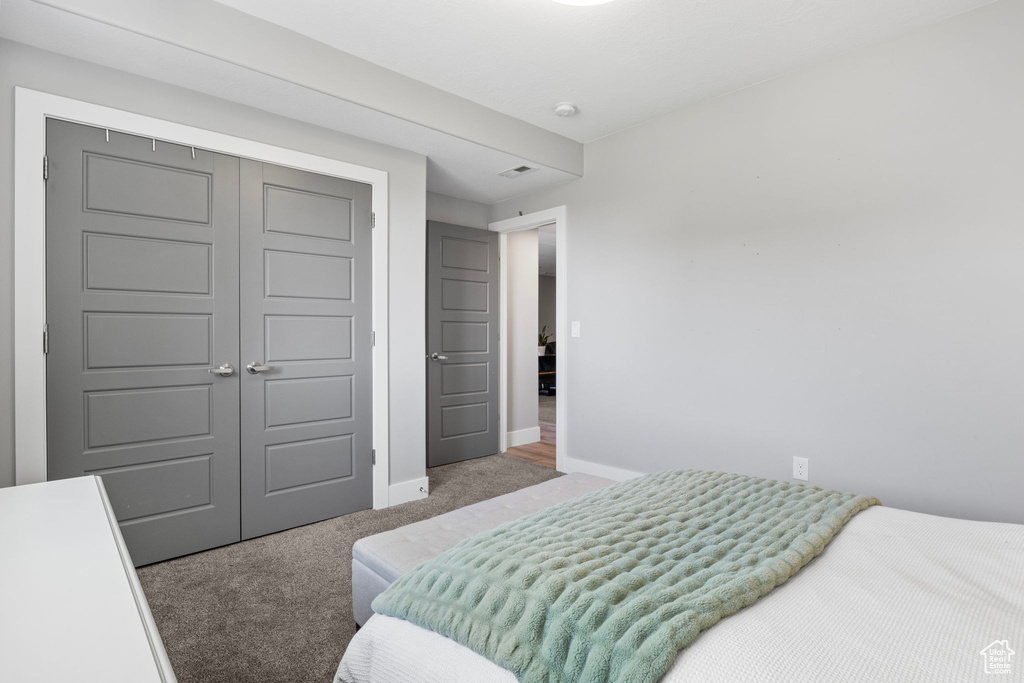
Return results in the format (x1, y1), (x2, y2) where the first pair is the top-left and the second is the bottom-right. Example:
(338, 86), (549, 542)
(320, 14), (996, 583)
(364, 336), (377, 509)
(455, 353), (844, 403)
(538, 349), (556, 395)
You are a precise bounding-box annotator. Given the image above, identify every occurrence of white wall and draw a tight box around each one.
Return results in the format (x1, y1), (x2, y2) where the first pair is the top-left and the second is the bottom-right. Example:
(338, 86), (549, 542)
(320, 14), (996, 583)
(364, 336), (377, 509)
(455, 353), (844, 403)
(0, 39), (429, 489)
(425, 192), (491, 229)
(539, 275), (556, 345)
(506, 230), (540, 439)
(491, 0), (1024, 524)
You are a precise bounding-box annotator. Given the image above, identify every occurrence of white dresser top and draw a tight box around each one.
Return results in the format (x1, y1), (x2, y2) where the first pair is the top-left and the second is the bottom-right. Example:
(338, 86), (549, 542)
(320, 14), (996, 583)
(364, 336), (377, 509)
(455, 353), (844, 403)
(0, 476), (175, 682)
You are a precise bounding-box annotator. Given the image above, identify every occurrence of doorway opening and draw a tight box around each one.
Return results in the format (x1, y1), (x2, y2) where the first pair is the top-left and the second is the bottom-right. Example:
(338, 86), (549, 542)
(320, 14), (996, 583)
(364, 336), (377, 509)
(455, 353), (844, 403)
(537, 223), (557, 461)
(503, 223), (556, 469)
(488, 206), (568, 471)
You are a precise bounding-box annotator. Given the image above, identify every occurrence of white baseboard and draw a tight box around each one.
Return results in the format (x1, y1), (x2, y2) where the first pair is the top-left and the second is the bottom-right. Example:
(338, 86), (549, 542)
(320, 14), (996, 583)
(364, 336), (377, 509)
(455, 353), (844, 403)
(506, 426), (541, 448)
(561, 456), (645, 482)
(387, 476), (429, 507)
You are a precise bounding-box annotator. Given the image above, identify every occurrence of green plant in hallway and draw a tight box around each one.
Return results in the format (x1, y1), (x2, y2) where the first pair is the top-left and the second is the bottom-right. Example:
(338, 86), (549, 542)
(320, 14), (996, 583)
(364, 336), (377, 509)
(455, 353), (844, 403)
(538, 326), (552, 355)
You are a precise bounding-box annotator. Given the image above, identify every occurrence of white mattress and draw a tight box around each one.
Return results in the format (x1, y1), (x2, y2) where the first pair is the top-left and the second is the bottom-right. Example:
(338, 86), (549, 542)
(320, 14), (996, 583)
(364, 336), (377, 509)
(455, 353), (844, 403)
(338, 505), (1024, 683)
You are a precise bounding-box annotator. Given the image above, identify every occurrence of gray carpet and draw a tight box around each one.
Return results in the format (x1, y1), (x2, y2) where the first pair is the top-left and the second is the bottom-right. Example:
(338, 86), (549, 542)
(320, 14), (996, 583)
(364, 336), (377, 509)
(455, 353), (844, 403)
(137, 454), (562, 683)
(539, 394), (556, 423)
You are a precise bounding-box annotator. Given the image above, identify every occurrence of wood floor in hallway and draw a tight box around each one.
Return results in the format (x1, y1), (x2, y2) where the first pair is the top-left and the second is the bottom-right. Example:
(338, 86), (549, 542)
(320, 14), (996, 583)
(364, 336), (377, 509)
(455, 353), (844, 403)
(505, 420), (556, 469)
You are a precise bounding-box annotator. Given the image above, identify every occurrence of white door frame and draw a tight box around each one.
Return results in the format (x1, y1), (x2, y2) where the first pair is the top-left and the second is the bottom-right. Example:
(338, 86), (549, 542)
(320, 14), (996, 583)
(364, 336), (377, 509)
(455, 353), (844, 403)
(13, 87), (393, 509)
(489, 207), (568, 472)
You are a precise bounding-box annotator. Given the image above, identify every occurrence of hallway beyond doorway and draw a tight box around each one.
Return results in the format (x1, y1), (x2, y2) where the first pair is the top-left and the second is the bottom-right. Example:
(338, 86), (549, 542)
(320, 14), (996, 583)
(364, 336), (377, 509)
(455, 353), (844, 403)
(538, 395), (556, 424)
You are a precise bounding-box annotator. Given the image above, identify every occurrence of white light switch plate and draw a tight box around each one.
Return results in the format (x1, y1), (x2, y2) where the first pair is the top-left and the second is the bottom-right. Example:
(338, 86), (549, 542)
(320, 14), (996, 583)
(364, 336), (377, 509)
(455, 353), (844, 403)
(571, 321), (581, 337)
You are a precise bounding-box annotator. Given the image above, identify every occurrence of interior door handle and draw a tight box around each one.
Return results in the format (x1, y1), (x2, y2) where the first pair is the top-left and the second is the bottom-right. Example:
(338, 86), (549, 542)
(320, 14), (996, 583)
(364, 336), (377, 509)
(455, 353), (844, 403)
(430, 353), (448, 362)
(246, 361), (274, 375)
(207, 363), (235, 377)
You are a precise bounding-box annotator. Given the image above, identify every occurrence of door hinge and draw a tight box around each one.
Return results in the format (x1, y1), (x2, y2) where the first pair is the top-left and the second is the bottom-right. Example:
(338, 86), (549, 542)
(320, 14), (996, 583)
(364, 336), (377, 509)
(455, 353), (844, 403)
(372, 330), (376, 347)
(371, 212), (376, 228)
(43, 155), (48, 181)
(42, 324), (49, 355)
(371, 449), (376, 466)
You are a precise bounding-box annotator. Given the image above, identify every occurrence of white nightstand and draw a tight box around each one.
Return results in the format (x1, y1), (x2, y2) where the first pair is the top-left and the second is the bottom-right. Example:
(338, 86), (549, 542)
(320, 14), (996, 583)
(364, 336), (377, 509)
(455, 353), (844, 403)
(0, 476), (176, 682)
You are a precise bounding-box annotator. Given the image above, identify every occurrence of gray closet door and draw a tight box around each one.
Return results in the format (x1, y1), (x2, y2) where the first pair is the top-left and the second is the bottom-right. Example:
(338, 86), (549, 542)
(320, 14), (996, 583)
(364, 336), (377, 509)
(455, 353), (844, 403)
(239, 159), (373, 539)
(426, 221), (500, 467)
(45, 119), (241, 566)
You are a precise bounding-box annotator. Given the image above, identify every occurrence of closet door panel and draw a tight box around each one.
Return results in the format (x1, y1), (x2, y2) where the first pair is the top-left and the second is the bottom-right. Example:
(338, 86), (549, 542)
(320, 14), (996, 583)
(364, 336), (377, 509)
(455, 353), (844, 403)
(45, 119), (241, 566)
(239, 160), (373, 539)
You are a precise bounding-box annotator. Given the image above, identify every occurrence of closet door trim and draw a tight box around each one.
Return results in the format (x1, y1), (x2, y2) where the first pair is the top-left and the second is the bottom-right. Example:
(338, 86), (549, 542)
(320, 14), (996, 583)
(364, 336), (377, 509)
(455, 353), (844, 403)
(13, 87), (391, 510)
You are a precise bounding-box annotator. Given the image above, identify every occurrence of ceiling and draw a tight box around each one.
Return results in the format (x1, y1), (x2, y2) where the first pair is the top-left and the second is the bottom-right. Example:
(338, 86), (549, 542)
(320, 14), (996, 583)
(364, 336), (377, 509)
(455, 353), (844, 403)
(2, 0), (995, 204)
(0, 0), (579, 204)
(217, 0), (994, 143)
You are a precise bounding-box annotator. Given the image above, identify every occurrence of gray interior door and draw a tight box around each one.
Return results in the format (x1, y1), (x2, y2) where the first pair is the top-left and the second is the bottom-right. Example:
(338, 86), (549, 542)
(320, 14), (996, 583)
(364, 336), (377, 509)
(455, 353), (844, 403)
(45, 119), (241, 566)
(426, 221), (500, 467)
(239, 159), (373, 539)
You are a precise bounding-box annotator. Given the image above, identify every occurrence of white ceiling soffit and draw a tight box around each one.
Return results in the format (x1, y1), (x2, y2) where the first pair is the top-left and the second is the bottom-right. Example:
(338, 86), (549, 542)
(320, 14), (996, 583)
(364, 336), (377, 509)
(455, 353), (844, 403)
(1, 0), (581, 203)
(219, 0), (995, 143)
(27, 0), (583, 175)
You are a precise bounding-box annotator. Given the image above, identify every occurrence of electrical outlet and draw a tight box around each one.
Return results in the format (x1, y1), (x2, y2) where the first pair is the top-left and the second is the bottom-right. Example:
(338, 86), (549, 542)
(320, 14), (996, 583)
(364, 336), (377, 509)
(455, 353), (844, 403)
(792, 457), (809, 481)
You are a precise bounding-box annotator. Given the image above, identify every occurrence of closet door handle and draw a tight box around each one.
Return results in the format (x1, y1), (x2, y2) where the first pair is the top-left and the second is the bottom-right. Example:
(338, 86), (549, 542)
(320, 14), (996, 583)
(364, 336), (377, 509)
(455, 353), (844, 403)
(246, 361), (274, 375)
(208, 363), (235, 377)
(430, 353), (448, 362)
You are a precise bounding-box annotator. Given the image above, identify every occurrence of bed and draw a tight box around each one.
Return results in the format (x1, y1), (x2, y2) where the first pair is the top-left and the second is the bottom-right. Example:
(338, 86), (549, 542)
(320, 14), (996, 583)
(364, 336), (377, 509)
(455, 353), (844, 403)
(338, 473), (1024, 683)
(350, 473), (613, 626)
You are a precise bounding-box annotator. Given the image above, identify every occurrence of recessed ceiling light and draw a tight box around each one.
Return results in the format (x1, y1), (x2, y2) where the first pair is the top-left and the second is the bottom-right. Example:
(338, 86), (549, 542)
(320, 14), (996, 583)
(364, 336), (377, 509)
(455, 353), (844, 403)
(551, 0), (616, 5)
(554, 103), (579, 117)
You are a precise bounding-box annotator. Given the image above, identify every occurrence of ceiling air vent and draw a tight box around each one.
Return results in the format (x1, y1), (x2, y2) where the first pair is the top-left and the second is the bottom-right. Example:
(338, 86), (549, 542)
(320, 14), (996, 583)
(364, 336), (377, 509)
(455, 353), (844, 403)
(498, 164), (538, 179)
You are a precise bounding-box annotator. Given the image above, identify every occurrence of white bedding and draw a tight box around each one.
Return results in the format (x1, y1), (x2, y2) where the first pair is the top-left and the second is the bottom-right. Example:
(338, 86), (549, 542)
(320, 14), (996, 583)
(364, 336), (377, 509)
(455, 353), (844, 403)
(337, 506), (1024, 683)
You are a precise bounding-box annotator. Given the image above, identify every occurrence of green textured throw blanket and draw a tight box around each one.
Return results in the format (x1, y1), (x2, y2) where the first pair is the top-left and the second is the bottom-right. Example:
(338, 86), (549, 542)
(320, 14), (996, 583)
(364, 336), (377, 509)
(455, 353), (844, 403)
(372, 469), (879, 683)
